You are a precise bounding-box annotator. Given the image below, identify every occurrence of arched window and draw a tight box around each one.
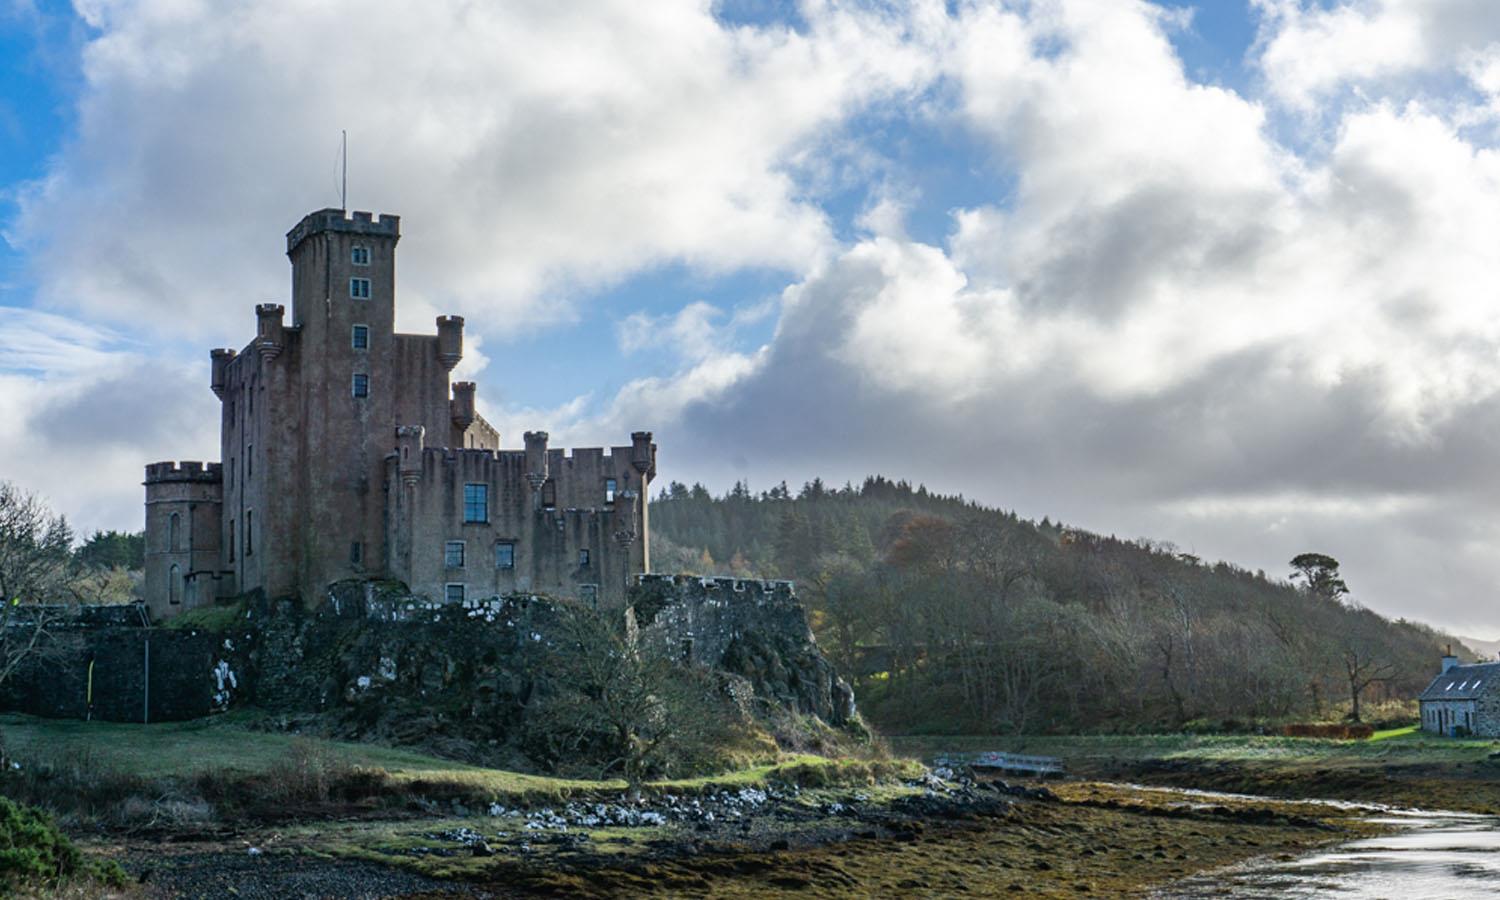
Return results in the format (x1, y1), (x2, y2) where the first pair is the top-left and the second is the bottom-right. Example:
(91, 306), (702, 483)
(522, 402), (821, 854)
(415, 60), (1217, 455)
(169, 513), (181, 551)
(169, 564), (181, 605)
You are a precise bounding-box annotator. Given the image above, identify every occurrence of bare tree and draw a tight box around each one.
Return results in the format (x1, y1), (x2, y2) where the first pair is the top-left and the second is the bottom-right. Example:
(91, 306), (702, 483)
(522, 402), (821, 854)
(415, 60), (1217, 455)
(525, 602), (742, 796)
(1339, 630), (1395, 724)
(0, 483), (76, 689)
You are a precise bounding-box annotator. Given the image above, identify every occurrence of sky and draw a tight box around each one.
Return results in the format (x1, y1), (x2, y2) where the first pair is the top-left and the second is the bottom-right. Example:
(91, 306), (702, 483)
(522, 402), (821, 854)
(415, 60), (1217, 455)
(3, 0), (1500, 636)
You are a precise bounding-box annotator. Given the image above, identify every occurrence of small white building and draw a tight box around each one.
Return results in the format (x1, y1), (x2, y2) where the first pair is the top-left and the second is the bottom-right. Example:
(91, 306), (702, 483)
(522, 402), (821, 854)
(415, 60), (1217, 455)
(1418, 651), (1500, 737)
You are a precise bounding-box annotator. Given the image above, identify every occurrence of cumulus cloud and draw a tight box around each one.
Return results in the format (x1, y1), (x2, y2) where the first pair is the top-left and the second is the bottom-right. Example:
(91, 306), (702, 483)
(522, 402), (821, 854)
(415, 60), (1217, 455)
(1255, 0), (1500, 111)
(10, 0), (940, 341)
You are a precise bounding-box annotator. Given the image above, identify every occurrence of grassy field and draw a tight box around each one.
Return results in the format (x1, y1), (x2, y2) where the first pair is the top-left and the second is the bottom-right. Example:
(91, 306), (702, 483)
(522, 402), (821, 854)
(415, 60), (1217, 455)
(890, 728), (1499, 766)
(891, 729), (1500, 812)
(0, 713), (905, 809)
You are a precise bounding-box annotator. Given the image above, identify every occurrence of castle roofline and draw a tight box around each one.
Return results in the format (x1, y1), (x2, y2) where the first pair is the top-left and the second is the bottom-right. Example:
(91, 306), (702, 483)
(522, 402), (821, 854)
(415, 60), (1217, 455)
(286, 208), (400, 256)
(144, 460), (222, 484)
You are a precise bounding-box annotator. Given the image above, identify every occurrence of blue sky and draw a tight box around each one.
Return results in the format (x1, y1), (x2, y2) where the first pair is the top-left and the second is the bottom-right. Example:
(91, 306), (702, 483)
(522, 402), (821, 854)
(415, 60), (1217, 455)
(6, 0), (1500, 636)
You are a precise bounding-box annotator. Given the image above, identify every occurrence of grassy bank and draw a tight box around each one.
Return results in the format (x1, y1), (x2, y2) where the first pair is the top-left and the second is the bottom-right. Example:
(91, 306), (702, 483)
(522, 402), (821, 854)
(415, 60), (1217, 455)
(0, 713), (912, 829)
(892, 729), (1500, 813)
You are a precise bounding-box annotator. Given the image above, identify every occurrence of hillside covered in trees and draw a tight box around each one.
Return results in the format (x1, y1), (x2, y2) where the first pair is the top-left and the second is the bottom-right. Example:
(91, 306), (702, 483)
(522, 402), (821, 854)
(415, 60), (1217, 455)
(650, 477), (1463, 735)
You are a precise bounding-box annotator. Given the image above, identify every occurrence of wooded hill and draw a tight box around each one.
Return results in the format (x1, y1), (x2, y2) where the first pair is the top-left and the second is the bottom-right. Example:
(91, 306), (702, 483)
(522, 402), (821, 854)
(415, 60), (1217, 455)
(649, 477), (1462, 735)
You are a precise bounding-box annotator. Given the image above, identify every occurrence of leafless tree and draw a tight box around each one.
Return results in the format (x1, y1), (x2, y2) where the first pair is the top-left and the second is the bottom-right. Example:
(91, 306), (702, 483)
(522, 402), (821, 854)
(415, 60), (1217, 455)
(525, 602), (742, 796)
(0, 482), (77, 687)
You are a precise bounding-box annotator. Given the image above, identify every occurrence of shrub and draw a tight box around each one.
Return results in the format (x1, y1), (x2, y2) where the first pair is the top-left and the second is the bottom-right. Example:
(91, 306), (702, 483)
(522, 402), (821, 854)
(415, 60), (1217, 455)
(0, 796), (125, 891)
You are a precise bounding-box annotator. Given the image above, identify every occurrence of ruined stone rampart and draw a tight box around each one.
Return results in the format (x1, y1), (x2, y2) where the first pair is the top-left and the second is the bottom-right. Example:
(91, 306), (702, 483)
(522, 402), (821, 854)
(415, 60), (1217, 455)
(629, 574), (856, 727)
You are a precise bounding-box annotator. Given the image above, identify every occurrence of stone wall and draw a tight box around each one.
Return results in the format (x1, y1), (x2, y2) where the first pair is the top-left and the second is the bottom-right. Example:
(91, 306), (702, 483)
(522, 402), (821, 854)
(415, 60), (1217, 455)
(1, 622), (225, 723)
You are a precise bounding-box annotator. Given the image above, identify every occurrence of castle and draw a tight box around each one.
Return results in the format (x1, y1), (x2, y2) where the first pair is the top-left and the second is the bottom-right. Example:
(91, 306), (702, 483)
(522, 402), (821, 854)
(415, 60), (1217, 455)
(143, 209), (655, 620)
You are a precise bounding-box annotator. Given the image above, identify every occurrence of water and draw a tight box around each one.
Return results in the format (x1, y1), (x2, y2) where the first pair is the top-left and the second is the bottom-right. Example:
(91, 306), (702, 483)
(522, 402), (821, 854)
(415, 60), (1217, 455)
(1158, 797), (1500, 898)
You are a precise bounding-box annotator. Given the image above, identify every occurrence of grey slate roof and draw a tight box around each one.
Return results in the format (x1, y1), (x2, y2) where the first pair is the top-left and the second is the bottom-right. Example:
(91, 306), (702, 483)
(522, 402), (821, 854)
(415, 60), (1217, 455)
(1418, 662), (1500, 702)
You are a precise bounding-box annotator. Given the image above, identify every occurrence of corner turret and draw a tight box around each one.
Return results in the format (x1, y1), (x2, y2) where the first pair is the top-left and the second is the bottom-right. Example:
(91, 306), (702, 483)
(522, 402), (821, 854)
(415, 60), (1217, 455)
(451, 382), (476, 429)
(210, 349), (236, 398)
(437, 316), (464, 371)
(396, 426), (425, 485)
(256, 304), (285, 361)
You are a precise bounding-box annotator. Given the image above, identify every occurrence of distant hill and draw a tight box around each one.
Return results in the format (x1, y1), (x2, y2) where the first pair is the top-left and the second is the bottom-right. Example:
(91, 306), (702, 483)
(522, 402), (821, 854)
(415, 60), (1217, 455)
(650, 476), (1458, 735)
(1459, 635), (1500, 662)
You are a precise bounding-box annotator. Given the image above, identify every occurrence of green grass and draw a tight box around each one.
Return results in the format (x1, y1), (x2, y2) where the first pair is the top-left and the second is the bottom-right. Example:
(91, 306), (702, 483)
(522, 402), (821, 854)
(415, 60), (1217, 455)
(889, 729), (1500, 767)
(0, 713), (472, 779)
(160, 599), (249, 631)
(0, 714), (903, 805)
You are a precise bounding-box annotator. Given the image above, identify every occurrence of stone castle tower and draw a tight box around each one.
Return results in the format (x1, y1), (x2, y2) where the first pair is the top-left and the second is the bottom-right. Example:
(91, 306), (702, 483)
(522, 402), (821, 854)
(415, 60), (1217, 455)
(143, 209), (655, 620)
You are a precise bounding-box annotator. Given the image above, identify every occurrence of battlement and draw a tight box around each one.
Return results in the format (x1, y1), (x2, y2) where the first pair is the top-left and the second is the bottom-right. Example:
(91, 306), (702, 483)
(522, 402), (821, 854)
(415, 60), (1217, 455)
(144, 461), (223, 484)
(633, 573), (796, 597)
(286, 208), (400, 255)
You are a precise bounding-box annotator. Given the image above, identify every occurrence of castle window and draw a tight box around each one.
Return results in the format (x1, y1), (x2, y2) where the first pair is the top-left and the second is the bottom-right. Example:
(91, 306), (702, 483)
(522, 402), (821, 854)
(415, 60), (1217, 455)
(541, 479), (556, 509)
(351, 245), (370, 266)
(350, 278), (371, 299)
(495, 542), (515, 569)
(245, 510), (253, 556)
(352, 325), (369, 350)
(169, 513), (181, 551)
(169, 564), (181, 605)
(352, 374), (369, 398)
(580, 584), (598, 608)
(605, 478), (617, 504)
(445, 583), (465, 604)
(578, 548), (590, 567)
(248, 446), (253, 479)
(463, 484), (488, 523)
(228, 520), (235, 563)
(445, 541), (465, 568)
(350, 542), (362, 566)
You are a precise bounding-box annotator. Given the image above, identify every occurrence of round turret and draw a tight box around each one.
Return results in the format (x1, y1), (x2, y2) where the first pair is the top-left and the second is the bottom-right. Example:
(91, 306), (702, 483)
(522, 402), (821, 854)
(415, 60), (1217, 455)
(436, 316), (464, 371)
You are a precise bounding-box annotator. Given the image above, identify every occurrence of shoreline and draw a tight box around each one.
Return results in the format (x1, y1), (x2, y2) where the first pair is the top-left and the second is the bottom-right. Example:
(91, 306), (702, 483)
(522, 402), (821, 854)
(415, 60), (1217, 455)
(86, 777), (1392, 898)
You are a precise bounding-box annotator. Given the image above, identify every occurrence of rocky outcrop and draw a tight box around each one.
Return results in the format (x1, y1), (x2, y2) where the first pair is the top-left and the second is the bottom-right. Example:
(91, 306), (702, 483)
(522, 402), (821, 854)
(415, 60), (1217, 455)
(628, 575), (857, 727)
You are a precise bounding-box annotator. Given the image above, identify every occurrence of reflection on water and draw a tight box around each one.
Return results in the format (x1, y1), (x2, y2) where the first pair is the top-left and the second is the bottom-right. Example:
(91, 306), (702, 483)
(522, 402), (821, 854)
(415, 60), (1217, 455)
(1160, 813), (1500, 898)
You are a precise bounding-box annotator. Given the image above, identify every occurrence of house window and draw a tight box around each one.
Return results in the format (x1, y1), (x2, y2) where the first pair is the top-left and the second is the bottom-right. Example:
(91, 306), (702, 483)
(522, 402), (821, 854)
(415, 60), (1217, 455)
(445, 583), (465, 604)
(445, 541), (465, 568)
(169, 564), (181, 605)
(495, 542), (515, 569)
(350, 278), (371, 299)
(245, 510), (253, 556)
(351, 246), (370, 266)
(352, 324), (369, 349)
(352, 374), (369, 398)
(578, 548), (590, 567)
(463, 484), (488, 523)
(605, 478), (617, 504)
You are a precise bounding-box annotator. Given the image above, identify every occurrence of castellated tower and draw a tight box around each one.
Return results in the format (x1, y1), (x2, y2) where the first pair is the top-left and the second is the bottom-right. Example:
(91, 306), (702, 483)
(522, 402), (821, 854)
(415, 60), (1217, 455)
(142, 209), (656, 620)
(142, 462), (225, 618)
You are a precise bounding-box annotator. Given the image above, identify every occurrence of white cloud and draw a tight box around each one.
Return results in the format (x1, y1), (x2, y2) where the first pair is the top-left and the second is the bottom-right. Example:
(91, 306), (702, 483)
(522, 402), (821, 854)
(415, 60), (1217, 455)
(1255, 0), (1500, 111)
(10, 0), (942, 343)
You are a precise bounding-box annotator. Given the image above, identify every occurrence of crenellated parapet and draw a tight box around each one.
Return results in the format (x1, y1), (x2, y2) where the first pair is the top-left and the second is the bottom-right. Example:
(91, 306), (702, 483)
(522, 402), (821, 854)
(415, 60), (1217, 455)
(286, 208), (400, 255)
(144, 461), (223, 484)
